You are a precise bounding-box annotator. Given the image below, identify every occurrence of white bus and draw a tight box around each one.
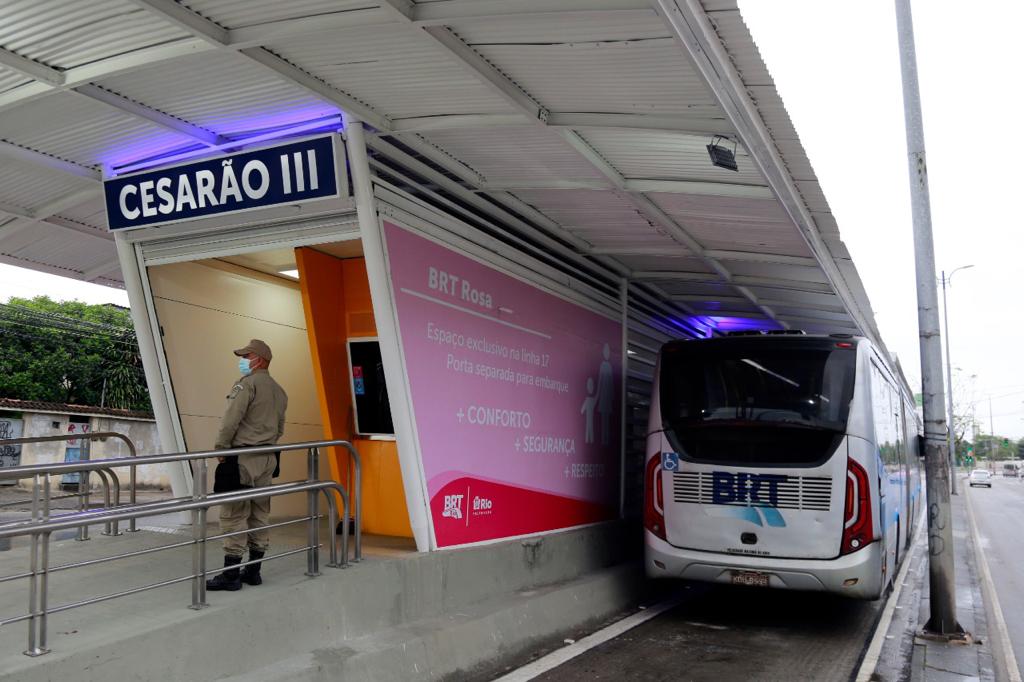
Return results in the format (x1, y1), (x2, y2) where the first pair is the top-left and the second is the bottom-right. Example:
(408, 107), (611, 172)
(644, 333), (922, 600)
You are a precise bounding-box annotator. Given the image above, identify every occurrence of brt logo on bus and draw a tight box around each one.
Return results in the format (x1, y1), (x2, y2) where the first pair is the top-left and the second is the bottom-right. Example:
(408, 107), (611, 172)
(711, 472), (788, 528)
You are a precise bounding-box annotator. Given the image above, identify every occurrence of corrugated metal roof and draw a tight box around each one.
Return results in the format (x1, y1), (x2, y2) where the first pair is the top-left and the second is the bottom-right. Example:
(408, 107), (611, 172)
(267, 26), (515, 120)
(0, 0), (881, 340)
(445, 9), (669, 45)
(420, 127), (608, 185)
(0, 159), (93, 213)
(55, 195), (107, 231)
(0, 223), (112, 275)
(469, 38), (720, 116)
(93, 51), (339, 136)
(0, 91), (196, 168)
(579, 129), (767, 185)
(511, 188), (688, 253)
(647, 192), (812, 257)
(0, 68), (30, 96)
(180, 0), (377, 30)
(0, 0), (190, 70)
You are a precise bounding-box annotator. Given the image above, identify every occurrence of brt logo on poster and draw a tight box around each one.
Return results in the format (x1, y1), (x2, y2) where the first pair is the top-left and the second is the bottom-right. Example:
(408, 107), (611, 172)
(384, 222), (621, 547)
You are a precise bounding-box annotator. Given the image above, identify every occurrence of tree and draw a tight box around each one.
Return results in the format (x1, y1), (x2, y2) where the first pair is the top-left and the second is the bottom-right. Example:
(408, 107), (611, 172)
(0, 296), (151, 412)
(949, 368), (978, 460)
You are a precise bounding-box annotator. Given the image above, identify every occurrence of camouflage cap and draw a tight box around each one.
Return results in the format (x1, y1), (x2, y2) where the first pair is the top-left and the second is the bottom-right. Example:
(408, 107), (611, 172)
(233, 339), (272, 362)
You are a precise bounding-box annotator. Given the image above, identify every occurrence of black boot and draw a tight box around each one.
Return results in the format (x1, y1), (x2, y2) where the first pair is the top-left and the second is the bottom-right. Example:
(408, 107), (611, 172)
(241, 549), (264, 586)
(206, 555), (243, 591)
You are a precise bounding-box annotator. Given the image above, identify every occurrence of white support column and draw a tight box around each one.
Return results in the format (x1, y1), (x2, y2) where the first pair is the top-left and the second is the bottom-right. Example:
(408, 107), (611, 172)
(114, 233), (192, 500)
(344, 116), (433, 552)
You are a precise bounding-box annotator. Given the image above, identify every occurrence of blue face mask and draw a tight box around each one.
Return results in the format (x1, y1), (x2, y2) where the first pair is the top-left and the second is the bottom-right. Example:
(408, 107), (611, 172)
(238, 357), (253, 376)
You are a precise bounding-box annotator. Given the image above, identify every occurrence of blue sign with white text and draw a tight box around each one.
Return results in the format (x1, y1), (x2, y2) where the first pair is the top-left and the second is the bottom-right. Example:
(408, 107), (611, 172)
(104, 135), (341, 230)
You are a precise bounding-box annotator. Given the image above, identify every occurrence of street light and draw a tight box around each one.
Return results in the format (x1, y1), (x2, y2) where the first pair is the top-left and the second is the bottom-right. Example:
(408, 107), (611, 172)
(941, 264), (974, 494)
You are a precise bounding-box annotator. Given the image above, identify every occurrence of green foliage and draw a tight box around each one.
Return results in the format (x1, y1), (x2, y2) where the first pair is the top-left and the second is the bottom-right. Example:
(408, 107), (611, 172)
(0, 296), (151, 412)
(973, 434), (1017, 461)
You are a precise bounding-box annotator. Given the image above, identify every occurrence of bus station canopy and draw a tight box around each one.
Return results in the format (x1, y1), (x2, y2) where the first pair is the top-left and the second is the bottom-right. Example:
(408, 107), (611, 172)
(0, 0), (880, 341)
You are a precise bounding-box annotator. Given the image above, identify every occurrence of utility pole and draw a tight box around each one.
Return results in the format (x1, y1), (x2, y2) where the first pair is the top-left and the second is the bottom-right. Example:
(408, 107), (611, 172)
(940, 266), (972, 495)
(895, 0), (961, 636)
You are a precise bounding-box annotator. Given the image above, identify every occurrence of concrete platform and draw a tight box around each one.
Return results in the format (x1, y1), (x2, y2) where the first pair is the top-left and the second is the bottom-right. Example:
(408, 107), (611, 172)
(0, 515), (641, 681)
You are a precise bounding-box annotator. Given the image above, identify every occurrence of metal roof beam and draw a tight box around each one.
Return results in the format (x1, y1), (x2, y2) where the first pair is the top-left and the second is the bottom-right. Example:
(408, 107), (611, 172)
(590, 246), (690, 256)
(122, 0), (229, 46)
(413, 0), (650, 25)
(548, 112), (732, 136)
(419, 25), (548, 123)
(759, 299), (847, 314)
(0, 47), (64, 86)
(0, 142), (101, 183)
(0, 40), (215, 115)
(632, 271), (835, 294)
(81, 257), (123, 282)
(705, 250), (818, 267)
(388, 111), (736, 138)
(227, 8), (396, 48)
(0, 203), (111, 244)
(73, 85), (226, 147)
(478, 178), (772, 199)
(31, 188), (103, 220)
(124, 0), (391, 132)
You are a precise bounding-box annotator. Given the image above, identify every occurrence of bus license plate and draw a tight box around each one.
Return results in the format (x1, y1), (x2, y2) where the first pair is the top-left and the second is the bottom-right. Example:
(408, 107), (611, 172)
(731, 571), (769, 588)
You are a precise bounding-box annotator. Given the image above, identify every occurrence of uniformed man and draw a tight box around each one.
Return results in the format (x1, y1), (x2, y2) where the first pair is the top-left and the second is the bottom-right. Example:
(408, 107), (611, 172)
(206, 339), (288, 592)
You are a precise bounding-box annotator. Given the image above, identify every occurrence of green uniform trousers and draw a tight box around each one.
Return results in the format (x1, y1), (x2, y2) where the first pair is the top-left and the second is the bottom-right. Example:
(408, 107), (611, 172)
(219, 452), (277, 557)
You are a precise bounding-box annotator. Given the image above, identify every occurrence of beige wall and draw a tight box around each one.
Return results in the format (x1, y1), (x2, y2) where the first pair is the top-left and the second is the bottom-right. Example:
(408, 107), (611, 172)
(148, 259), (326, 518)
(10, 413), (165, 488)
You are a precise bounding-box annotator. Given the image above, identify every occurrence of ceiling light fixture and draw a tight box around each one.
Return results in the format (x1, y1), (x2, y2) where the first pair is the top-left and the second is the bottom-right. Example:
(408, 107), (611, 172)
(279, 269), (299, 279)
(706, 135), (739, 172)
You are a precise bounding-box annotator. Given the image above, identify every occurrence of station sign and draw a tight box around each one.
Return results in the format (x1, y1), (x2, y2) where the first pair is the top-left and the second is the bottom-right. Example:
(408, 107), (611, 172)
(383, 221), (622, 548)
(103, 134), (343, 231)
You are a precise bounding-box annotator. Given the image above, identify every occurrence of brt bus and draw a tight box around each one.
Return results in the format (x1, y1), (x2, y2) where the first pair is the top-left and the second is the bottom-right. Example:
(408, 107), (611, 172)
(643, 333), (922, 600)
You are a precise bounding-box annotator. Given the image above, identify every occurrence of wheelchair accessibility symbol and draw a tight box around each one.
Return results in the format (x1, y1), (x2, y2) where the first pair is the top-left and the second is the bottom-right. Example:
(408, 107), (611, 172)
(661, 452), (679, 472)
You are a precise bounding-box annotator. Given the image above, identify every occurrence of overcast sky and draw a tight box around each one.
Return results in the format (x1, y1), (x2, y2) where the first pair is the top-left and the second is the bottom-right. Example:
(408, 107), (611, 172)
(741, 0), (1023, 439)
(0, 0), (1019, 438)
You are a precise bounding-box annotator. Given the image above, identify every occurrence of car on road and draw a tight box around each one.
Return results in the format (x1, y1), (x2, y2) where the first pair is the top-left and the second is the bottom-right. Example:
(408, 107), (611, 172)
(969, 469), (993, 488)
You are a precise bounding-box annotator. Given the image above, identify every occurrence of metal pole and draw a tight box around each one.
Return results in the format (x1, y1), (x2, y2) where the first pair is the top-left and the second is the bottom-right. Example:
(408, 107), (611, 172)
(895, 0), (960, 636)
(25, 475), (41, 656)
(305, 448), (320, 577)
(190, 459), (208, 609)
(941, 273), (957, 495)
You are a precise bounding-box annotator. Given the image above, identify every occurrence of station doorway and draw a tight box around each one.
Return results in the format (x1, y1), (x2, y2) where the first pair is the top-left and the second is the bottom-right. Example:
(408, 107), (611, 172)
(145, 238), (413, 539)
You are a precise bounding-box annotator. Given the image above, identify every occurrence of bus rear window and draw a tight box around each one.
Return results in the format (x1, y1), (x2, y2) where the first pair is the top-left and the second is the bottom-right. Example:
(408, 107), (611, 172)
(659, 339), (856, 467)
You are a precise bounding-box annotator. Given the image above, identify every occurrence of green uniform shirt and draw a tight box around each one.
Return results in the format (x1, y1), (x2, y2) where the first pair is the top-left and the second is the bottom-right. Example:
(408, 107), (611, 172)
(215, 369), (288, 449)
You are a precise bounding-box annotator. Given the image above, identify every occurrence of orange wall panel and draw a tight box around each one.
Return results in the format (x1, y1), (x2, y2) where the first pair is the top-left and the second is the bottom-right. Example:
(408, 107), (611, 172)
(298, 249), (412, 538)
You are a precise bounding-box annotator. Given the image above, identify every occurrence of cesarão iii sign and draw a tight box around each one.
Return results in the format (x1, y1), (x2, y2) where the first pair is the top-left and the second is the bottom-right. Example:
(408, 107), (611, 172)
(103, 134), (343, 231)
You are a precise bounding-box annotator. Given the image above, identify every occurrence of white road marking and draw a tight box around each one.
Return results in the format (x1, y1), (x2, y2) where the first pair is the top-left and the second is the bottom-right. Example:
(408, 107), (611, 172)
(854, 507), (926, 682)
(493, 597), (683, 682)
(965, 486), (1022, 682)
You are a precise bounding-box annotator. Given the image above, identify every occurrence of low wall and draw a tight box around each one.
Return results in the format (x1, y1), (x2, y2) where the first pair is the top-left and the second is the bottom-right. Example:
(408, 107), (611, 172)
(0, 521), (645, 682)
(9, 413), (166, 488)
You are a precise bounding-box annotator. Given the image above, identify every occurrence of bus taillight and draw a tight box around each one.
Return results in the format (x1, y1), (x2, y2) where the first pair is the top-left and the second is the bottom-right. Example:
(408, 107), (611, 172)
(841, 457), (874, 555)
(644, 454), (666, 540)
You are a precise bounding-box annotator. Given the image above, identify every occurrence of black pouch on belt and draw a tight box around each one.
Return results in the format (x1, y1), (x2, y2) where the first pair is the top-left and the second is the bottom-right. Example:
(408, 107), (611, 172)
(213, 455), (250, 493)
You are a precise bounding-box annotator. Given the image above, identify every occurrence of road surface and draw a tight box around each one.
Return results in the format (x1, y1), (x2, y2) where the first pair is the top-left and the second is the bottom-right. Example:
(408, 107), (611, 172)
(519, 578), (888, 681)
(965, 473), (1024, 676)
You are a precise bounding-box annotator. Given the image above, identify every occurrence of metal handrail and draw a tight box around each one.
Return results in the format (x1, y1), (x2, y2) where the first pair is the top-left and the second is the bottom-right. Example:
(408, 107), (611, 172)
(0, 438), (361, 657)
(0, 431), (139, 533)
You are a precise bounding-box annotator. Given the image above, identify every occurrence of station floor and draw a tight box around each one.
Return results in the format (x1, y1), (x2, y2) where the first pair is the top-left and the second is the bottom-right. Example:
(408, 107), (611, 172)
(0, 497), (417, 659)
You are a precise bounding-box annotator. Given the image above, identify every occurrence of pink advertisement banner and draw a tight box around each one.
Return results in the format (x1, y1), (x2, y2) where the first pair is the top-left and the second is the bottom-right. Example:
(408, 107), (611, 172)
(383, 221), (621, 547)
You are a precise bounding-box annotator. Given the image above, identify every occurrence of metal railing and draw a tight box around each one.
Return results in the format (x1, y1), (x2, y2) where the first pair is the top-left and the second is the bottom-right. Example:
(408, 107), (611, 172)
(0, 431), (139, 536)
(0, 439), (362, 657)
